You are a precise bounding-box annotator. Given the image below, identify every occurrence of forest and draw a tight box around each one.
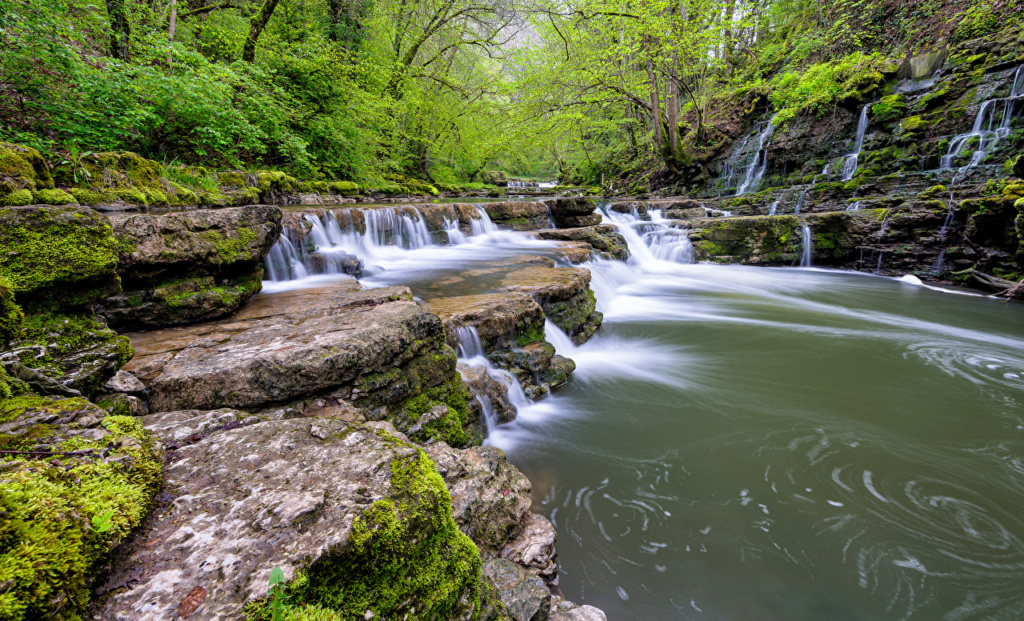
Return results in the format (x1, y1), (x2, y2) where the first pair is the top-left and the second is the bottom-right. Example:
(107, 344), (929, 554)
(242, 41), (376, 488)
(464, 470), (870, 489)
(2, 0), (1016, 189)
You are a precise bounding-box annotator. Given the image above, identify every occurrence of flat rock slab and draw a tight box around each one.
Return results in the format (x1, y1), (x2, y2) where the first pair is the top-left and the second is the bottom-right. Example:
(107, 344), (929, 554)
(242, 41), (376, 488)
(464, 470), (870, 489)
(123, 283), (445, 412)
(91, 418), (461, 620)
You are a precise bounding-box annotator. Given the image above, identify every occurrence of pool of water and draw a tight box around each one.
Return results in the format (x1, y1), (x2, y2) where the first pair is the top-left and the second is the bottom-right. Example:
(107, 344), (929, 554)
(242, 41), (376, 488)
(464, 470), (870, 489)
(495, 262), (1024, 621)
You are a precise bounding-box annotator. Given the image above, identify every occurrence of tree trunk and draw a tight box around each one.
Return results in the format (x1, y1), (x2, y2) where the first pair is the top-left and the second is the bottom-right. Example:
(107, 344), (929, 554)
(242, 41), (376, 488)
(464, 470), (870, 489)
(667, 64), (679, 159)
(167, 0), (177, 67)
(242, 0), (281, 62)
(644, 37), (663, 152)
(106, 0), (131, 62)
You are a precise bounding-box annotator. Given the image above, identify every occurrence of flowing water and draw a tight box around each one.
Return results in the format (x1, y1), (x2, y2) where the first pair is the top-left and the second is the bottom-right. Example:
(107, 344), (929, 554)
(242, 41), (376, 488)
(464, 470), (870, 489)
(841, 106), (870, 181)
(262, 202), (1024, 621)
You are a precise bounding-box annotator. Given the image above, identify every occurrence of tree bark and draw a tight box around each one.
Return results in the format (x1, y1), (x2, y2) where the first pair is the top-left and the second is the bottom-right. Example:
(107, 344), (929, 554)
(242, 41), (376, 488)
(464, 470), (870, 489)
(167, 0), (177, 67)
(644, 37), (663, 152)
(242, 0), (281, 62)
(106, 0), (131, 62)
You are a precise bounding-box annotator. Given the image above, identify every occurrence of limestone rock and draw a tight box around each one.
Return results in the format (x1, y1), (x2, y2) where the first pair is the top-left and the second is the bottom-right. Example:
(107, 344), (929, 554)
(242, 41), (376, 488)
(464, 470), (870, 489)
(482, 559), (551, 621)
(458, 362), (517, 424)
(123, 283), (480, 446)
(534, 226), (629, 261)
(91, 418), (489, 621)
(502, 513), (558, 581)
(0, 205), (122, 308)
(140, 407), (253, 445)
(0, 396), (161, 621)
(424, 443), (533, 555)
(99, 205), (282, 329)
(102, 369), (147, 396)
(550, 597), (607, 621)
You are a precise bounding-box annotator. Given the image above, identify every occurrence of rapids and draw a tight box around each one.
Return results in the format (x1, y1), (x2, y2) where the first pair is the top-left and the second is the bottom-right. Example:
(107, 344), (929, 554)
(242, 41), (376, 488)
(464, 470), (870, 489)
(262, 202), (1024, 620)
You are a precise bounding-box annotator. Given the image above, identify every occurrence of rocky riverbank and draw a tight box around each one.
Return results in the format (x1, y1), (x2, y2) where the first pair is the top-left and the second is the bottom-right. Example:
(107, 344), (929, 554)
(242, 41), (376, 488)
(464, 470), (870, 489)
(0, 199), (614, 620)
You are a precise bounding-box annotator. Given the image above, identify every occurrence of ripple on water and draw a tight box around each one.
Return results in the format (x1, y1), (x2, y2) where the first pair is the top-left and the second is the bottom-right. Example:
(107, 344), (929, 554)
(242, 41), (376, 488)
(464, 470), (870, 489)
(906, 341), (1024, 391)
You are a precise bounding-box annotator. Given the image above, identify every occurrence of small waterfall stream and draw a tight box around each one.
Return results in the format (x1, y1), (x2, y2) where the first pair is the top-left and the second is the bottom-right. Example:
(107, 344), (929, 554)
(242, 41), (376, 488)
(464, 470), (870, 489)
(736, 119), (776, 195)
(940, 65), (1023, 182)
(841, 105), (870, 181)
(800, 224), (812, 267)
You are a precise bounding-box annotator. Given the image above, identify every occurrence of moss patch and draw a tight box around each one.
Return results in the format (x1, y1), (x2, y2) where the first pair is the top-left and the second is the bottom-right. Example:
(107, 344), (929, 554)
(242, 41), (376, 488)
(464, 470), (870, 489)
(249, 449), (485, 620)
(0, 400), (162, 621)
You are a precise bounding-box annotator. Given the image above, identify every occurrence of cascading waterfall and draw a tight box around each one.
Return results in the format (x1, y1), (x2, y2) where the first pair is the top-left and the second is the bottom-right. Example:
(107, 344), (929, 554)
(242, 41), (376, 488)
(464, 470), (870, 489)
(940, 65), (1023, 182)
(794, 189), (808, 214)
(264, 205), (502, 284)
(736, 119), (776, 195)
(800, 224), (812, 267)
(453, 325), (533, 434)
(599, 204), (695, 265)
(846, 201), (863, 212)
(841, 106), (870, 181)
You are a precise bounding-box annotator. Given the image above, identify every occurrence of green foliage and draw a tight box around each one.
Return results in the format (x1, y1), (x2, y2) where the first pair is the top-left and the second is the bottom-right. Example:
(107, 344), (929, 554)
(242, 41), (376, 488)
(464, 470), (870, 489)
(769, 52), (886, 125)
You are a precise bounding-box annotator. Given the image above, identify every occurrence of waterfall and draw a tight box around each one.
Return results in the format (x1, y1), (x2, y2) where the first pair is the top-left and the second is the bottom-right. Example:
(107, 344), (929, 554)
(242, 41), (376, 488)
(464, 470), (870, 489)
(444, 216), (468, 245)
(800, 224), (812, 268)
(938, 193), (955, 240)
(470, 206), (498, 236)
(846, 201), (862, 212)
(265, 229), (310, 282)
(543, 203), (556, 229)
(453, 325), (533, 434)
(841, 106), (870, 181)
(794, 189), (808, 214)
(940, 67), (1023, 182)
(768, 200), (780, 216)
(598, 203), (694, 266)
(736, 119), (776, 195)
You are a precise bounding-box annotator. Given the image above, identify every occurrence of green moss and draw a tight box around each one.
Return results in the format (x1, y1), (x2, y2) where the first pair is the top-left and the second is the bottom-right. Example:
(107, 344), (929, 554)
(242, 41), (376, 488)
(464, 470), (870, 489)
(0, 190), (34, 206)
(34, 189), (76, 205)
(327, 181), (359, 196)
(0, 403), (162, 621)
(0, 206), (127, 308)
(201, 227), (258, 265)
(543, 289), (597, 336)
(871, 94), (907, 123)
(251, 448), (484, 620)
(918, 185), (948, 199)
(0, 143), (53, 192)
(0, 275), (24, 346)
(13, 312), (133, 396)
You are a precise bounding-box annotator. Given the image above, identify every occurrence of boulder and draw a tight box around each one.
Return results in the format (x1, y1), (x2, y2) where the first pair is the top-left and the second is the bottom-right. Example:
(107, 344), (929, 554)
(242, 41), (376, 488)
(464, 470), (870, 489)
(502, 513), (558, 582)
(688, 215), (803, 264)
(550, 598), (608, 621)
(482, 559), (551, 621)
(91, 418), (493, 621)
(98, 205), (282, 329)
(2, 312), (132, 397)
(555, 214), (602, 228)
(0, 396), (161, 621)
(123, 283), (481, 446)
(0, 205), (123, 308)
(477, 201), (554, 231)
(424, 443), (533, 556)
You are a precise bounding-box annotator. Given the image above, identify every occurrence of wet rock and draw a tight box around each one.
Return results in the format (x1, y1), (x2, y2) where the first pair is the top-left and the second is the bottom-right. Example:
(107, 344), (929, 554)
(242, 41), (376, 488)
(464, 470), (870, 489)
(99, 205), (282, 329)
(534, 226), (629, 261)
(102, 369), (147, 397)
(95, 392), (148, 416)
(688, 215), (803, 264)
(424, 443), (533, 555)
(476, 201), (553, 231)
(123, 283), (481, 446)
(541, 355), (575, 388)
(1014, 154), (1024, 178)
(482, 559), (551, 621)
(458, 362), (516, 424)
(549, 597), (607, 621)
(91, 418), (491, 621)
(554, 214), (602, 228)
(502, 513), (558, 581)
(140, 407), (252, 445)
(2, 312), (133, 397)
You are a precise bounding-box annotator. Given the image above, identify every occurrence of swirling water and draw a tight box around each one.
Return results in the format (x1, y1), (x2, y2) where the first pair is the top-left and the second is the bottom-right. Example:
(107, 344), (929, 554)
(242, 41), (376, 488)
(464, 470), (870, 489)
(260, 202), (1024, 620)
(492, 261), (1024, 620)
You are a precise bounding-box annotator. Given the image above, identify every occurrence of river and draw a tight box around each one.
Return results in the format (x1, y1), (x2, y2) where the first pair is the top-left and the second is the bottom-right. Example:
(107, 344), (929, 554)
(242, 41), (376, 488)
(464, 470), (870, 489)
(266, 202), (1024, 620)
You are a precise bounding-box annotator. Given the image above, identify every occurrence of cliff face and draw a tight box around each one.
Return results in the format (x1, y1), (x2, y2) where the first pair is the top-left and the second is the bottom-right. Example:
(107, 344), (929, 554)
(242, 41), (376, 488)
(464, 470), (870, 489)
(631, 24), (1024, 288)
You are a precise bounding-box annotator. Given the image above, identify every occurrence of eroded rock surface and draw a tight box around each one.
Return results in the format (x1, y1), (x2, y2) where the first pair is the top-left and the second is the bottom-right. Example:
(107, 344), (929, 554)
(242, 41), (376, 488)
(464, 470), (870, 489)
(92, 418), (492, 621)
(124, 283), (481, 446)
(98, 205), (282, 329)
(534, 225), (629, 261)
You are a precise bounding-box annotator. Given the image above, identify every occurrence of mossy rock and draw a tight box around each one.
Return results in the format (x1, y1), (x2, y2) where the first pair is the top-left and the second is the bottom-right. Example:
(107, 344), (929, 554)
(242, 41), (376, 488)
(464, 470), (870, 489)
(0, 397), (161, 621)
(871, 94), (908, 124)
(0, 143), (54, 194)
(0, 205), (125, 309)
(35, 189), (76, 205)
(0, 189), (33, 207)
(918, 185), (948, 199)
(328, 181), (360, 196)
(99, 271), (264, 330)
(9, 312), (133, 397)
(0, 275), (24, 346)
(1014, 154), (1024, 178)
(52, 151), (162, 190)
